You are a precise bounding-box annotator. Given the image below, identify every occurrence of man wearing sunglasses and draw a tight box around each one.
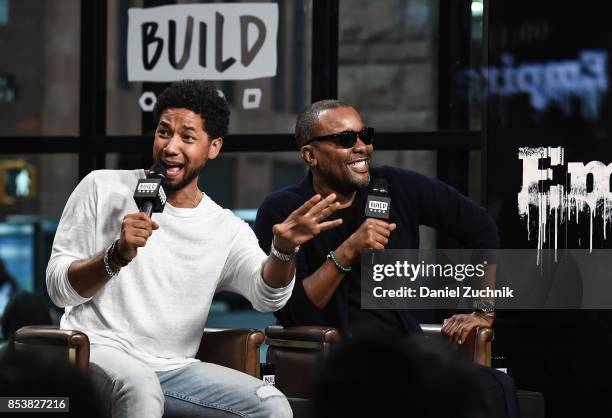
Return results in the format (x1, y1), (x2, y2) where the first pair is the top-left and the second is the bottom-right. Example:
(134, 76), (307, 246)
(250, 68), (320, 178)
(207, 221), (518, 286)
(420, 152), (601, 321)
(254, 99), (518, 418)
(255, 99), (498, 340)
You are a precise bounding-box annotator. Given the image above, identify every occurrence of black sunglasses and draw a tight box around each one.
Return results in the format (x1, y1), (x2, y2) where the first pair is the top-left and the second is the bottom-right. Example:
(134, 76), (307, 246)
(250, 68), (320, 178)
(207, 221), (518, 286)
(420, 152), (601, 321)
(304, 127), (375, 148)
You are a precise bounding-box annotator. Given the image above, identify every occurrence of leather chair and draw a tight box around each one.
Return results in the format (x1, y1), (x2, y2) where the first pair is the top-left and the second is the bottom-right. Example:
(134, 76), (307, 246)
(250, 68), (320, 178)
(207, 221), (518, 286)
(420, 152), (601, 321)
(265, 325), (340, 399)
(421, 323), (493, 366)
(265, 323), (493, 399)
(13, 325), (265, 378)
(266, 324), (545, 418)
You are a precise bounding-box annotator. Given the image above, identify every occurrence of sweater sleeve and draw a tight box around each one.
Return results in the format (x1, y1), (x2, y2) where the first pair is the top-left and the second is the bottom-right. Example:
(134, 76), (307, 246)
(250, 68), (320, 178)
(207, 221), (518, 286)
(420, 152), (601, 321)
(393, 167), (500, 249)
(218, 216), (294, 312)
(46, 172), (98, 308)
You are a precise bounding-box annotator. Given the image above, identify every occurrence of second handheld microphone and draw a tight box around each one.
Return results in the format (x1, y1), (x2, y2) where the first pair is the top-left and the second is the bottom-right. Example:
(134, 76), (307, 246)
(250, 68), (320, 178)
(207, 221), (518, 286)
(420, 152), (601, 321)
(364, 178), (391, 220)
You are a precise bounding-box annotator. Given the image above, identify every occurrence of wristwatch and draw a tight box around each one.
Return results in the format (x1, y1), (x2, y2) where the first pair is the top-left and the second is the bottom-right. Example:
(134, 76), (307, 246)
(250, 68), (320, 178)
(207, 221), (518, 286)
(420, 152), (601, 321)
(270, 240), (299, 262)
(473, 299), (495, 314)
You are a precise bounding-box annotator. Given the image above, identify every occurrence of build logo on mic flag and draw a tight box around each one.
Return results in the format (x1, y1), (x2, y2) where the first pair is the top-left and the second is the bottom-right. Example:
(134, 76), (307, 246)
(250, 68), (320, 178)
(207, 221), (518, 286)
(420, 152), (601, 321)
(365, 196), (391, 219)
(134, 178), (166, 213)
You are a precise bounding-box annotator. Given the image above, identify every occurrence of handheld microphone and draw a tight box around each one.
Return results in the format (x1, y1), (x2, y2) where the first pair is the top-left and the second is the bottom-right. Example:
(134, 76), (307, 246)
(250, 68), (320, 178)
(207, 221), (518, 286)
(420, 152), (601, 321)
(133, 163), (167, 217)
(364, 178), (391, 220)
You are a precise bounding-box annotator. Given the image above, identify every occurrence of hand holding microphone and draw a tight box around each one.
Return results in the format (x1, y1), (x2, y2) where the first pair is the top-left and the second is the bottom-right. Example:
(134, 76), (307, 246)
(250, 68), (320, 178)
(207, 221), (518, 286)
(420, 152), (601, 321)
(134, 163), (168, 217)
(116, 164), (167, 262)
(343, 179), (396, 261)
(117, 213), (160, 262)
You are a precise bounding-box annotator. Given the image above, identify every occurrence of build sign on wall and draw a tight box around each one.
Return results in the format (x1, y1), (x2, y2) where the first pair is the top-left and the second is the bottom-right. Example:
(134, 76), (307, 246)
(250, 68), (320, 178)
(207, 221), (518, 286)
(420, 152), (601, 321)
(127, 3), (278, 81)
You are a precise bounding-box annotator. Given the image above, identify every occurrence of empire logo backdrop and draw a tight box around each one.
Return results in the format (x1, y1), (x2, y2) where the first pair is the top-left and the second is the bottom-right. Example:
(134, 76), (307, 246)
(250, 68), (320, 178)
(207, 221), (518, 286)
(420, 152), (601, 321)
(483, 1), (612, 416)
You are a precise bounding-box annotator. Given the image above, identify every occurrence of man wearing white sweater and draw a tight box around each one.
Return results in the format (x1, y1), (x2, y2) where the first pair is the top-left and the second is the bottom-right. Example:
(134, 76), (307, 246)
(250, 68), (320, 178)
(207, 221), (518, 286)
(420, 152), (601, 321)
(46, 80), (341, 418)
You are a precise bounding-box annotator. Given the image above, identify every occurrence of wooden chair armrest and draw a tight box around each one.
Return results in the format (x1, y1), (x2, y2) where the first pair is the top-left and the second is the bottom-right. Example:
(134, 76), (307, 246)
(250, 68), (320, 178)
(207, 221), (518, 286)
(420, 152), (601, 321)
(265, 325), (340, 353)
(421, 323), (494, 366)
(196, 328), (264, 378)
(13, 325), (90, 375)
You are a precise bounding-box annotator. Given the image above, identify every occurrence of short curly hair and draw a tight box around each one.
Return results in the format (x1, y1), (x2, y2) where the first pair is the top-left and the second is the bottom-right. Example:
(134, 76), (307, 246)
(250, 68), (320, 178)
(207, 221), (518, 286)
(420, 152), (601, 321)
(153, 80), (230, 139)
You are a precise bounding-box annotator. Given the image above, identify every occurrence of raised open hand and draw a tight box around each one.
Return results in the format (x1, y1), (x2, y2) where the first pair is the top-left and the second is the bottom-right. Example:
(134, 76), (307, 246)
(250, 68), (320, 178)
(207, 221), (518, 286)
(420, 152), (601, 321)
(272, 194), (343, 253)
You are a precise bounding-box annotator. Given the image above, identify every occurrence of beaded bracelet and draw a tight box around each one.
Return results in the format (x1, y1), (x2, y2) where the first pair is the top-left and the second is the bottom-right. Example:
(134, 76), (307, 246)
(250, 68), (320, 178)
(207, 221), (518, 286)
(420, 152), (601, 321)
(103, 242), (120, 278)
(111, 240), (130, 267)
(326, 250), (351, 273)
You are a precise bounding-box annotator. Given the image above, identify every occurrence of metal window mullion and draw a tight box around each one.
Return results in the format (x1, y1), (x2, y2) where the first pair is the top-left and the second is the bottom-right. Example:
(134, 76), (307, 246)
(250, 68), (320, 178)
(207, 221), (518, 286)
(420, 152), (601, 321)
(79, 0), (108, 180)
(311, 0), (338, 102)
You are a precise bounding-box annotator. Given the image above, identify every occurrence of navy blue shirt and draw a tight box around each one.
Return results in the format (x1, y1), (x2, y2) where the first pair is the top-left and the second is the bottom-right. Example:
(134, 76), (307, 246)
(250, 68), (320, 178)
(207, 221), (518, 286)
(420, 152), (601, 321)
(254, 166), (499, 337)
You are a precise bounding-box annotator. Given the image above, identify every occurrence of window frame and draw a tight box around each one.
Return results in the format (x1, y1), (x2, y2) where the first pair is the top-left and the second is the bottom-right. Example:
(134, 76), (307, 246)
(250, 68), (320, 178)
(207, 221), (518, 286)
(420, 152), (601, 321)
(0, 0), (483, 182)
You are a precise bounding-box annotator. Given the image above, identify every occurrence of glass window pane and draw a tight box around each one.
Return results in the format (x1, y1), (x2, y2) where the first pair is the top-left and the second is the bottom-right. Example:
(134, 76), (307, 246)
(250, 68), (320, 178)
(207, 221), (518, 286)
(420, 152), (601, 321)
(338, 0), (439, 132)
(0, 0), (80, 136)
(106, 0), (312, 136)
(0, 1), (8, 26)
(0, 154), (78, 220)
(0, 154), (78, 317)
(201, 152), (306, 212)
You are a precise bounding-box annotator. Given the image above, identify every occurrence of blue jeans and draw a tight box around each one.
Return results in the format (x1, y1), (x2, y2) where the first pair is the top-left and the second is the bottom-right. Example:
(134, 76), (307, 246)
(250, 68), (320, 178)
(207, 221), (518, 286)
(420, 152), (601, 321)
(89, 345), (292, 418)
